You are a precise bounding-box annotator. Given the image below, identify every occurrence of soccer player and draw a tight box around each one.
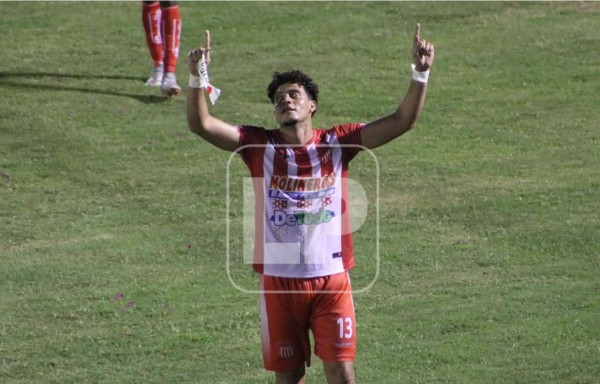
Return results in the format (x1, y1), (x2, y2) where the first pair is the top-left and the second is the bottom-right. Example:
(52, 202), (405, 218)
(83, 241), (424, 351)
(186, 25), (434, 384)
(141, 1), (182, 96)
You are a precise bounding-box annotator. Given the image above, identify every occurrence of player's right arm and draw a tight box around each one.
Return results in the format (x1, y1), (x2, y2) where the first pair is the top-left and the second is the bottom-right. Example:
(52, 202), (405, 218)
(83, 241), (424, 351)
(186, 31), (240, 152)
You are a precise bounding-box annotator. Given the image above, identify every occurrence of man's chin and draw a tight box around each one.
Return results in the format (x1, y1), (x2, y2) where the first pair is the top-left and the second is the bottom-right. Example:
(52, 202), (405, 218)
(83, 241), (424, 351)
(280, 119), (299, 127)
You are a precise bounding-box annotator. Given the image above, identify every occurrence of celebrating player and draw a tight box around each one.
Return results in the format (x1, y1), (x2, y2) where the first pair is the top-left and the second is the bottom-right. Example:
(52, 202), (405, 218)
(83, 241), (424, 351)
(186, 25), (434, 384)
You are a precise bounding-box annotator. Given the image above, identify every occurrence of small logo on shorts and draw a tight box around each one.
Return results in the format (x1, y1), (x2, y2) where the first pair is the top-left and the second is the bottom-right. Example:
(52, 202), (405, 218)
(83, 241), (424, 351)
(332, 252), (342, 259)
(278, 345), (294, 358)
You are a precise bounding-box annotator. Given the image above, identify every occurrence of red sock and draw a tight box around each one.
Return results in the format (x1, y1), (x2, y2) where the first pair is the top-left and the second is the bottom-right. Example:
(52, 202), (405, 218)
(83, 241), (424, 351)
(142, 2), (163, 68)
(161, 4), (181, 73)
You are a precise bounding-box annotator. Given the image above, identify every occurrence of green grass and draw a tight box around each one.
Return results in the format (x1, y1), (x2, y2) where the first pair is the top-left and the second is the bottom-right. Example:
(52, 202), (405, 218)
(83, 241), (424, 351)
(1, 1), (599, 383)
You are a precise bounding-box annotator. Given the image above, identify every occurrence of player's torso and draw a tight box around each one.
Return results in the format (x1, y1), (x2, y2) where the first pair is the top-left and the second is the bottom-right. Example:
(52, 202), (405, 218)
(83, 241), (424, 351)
(251, 130), (351, 278)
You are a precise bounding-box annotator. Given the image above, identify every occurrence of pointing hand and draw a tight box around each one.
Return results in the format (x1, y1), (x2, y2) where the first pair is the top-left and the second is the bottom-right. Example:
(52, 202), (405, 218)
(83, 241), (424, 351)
(412, 23), (434, 72)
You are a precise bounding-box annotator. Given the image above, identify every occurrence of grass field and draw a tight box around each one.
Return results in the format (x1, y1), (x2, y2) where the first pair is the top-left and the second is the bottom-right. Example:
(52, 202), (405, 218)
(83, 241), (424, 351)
(1, 1), (599, 383)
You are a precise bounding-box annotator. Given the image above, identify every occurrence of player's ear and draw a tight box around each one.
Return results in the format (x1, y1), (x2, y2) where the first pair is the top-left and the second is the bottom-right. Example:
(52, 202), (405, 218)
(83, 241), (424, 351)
(309, 100), (317, 114)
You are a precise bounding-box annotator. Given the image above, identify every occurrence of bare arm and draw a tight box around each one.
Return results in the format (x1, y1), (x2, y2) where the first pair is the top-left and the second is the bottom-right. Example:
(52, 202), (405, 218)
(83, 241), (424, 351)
(360, 23), (435, 149)
(186, 31), (240, 152)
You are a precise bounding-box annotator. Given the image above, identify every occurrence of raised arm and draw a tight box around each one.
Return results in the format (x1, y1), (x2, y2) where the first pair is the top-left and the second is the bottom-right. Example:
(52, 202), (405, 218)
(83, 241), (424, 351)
(186, 30), (240, 152)
(360, 23), (435, 149)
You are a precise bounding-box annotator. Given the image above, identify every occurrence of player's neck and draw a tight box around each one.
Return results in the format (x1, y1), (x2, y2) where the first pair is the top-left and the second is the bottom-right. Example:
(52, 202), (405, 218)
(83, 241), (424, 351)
(278, 122), (314, 145)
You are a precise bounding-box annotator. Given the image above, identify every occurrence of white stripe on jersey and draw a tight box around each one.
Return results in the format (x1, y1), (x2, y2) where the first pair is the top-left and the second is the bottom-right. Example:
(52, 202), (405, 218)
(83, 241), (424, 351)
(306, 142), (320, 178)
(286, 148), (297, 177)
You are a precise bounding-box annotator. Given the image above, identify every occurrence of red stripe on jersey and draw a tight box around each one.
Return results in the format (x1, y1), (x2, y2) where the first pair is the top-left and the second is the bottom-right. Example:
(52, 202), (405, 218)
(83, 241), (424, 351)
(293, 147), (313, 178)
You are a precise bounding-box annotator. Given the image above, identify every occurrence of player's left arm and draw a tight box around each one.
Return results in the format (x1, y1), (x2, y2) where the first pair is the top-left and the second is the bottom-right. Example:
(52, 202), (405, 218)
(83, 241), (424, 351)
(360, 23), (435, 149)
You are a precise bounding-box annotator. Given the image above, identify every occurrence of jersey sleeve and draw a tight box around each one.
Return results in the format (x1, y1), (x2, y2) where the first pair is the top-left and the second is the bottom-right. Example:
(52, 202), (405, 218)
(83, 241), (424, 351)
(330, 123), (366, 162)
(237, 125), (268, 174)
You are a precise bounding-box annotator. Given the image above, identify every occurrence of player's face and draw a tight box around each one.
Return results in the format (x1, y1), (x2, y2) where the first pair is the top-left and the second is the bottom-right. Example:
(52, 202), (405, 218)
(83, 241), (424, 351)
(273, 83), (316, 127)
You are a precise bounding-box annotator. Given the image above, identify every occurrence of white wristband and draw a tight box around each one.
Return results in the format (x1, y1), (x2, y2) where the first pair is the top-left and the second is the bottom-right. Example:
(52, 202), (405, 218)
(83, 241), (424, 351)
(189, 74), (202, 88)
(411, 64), (430, 83)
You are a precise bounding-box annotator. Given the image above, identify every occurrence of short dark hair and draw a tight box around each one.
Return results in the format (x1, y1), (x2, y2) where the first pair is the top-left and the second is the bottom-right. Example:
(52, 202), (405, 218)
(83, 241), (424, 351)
(267, 70), (319, 115)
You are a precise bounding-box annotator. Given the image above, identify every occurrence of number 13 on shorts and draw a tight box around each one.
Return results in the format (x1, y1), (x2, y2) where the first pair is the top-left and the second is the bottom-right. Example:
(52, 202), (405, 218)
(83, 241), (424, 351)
(337, 316), (353, 339)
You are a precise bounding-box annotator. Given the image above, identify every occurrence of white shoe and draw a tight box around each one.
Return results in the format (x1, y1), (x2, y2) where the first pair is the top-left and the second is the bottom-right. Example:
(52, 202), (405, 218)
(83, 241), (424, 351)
(161, 72), (181, 97)
(145, 65), (164, 87)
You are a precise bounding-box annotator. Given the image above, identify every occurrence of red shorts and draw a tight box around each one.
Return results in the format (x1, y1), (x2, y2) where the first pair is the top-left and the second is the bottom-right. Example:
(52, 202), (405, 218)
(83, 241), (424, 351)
(259, 271), (356, 371)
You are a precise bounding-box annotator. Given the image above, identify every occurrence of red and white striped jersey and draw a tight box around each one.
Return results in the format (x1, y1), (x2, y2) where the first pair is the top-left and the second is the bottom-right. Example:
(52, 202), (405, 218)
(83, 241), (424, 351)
(238, 123), (365, 278)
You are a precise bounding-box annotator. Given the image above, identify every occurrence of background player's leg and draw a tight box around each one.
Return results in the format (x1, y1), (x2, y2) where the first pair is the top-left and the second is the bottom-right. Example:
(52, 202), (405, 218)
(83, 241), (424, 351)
(141, 1), (163, 86)
(159, 1), (181, 96)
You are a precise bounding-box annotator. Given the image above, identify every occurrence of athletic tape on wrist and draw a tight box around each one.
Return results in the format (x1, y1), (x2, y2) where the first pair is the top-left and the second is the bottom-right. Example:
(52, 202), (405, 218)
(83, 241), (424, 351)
(189, 53), (221, 105)
(411, 64), (430, 83)
(189, 74), (202, 88)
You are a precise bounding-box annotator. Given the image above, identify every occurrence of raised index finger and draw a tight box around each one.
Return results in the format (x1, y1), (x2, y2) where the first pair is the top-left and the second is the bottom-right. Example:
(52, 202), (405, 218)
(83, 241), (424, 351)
(204, 30), (211, 49)
(415, 23), (421, 43)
